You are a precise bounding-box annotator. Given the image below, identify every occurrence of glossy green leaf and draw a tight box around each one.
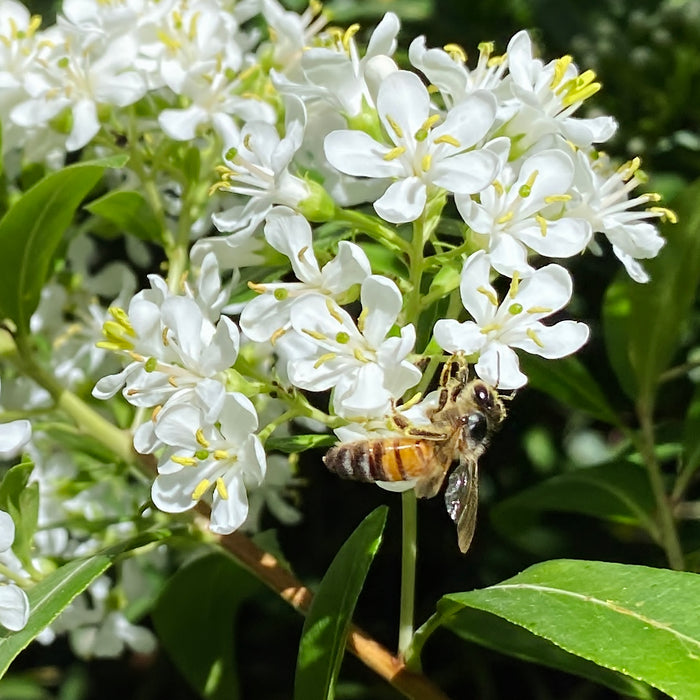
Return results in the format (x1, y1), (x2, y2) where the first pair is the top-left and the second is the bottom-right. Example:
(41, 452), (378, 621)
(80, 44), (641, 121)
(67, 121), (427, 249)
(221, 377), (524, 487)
(444, 607), (654, 699)
(0, 156), (127, 333)
(0, 463), (38, 567)
(518, 355), (621, 425)
(266, 434), (336, 453)
(294, 506), (388, 700)
(436, 559), (700, 700)
(491, 462), (658, 555)
(0, 529), (169, 677)
(602, 179), (700, 405)
(152, 551), (261, 700)
(682, 384), (700, 479)
(85, 190), (161, 242)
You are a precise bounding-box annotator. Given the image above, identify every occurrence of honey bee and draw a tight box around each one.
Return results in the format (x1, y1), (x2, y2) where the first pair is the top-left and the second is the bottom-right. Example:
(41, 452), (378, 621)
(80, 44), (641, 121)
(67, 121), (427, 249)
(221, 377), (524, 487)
(323, 354), (507, 553)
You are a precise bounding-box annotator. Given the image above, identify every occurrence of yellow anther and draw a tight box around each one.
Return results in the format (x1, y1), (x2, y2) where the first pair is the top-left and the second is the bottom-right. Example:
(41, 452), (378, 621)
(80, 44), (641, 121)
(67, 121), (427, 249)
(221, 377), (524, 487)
(314, 352), (336, 369)
(172, 455), (197, 467)
(353, 347), (370, 363)
(477, 41), (494, 57)
(342, 24), (360, 51)
(477, 286), (499, 307)
(543, 194), (572, 204)
(648, 206), (678, 224)
(161, 327), (170, 346)
(157, 29), (181, 51)
(385, 114), (403, 139)
(213, 450), (230, 460)
(508, 271), (521, 298)
(479, 322), (500, 334)
(422, 114), (441, 131)
(325, 298), (345, 324)
(487, 54), (506, 67)
(527, 306), (553, 314)
(195, 429), (209, 448)
(644, 192), (662, 203)
(618, 156), (641, 179)
(192, 478), (211, 500)
(357, 307), (368, 333)
(168, 376), (179, 388)
(151, 405), (162, 422)
(496, 211), (514, 225)
(248, 281), (267, 293)
(243, 133), (253, 150)
(96, 341), (124, 352)
(433, 134), (460, 147)
(492, 180), (505, 197)
(427, 84), (439, 94)
(383, 146), (406, 161)
(128, 351), (146, 363)
(297, 245), (309, 262)
(421, 153), (432, 171)
(535, 214), (548, 236)
(550, 55), (573, 89)
(526, 327), (545, 348)
(443, 43), (467, 63)
(561, 80), (601, 107)
(303, 329), (327, 341)
(270, 327), (287, 345)
(216, 478), (229, 500)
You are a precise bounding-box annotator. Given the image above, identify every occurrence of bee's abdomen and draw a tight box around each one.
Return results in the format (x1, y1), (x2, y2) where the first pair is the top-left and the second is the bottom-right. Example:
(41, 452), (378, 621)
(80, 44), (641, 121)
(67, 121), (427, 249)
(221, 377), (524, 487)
(323, 438), (435, 482)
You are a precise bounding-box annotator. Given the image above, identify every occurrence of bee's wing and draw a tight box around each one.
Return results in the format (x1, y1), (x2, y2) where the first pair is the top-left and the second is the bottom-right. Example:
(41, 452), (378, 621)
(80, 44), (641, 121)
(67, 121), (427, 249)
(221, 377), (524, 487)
(444, 455), (479, 554)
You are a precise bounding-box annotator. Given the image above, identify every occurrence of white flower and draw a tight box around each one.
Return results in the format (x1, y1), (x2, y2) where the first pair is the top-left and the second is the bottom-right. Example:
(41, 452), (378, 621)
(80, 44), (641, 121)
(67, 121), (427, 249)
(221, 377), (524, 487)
(504, 30), (617, 149)
(456, 149), (592, 277)
(409, 36), (509, 109)
(240, 208), (371, 342)
(0, 418), (31, 460)
(55, 576), (156, 659)
(433, 251), (589, 389)
(0, 510), (29, 632)
(150, 393), (266, 535)
(568, 152), (667, 283)
(288, 275), (421, 418)
(324, 70), (501, 224)
(92, 276), (239, 422)
(10, 28), (146, 151)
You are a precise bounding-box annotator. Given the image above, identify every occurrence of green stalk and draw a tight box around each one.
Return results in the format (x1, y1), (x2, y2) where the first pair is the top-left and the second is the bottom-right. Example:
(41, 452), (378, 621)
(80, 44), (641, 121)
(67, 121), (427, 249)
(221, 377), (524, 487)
(335, 208), (410, 255)
(637, 398), (685, 570)
(398, 489), (418, 659)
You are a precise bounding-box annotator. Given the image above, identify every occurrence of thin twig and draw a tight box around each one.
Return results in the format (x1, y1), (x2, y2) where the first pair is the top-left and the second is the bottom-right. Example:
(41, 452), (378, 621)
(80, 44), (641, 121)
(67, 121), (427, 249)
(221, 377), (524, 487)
(218, 529), (451, 700)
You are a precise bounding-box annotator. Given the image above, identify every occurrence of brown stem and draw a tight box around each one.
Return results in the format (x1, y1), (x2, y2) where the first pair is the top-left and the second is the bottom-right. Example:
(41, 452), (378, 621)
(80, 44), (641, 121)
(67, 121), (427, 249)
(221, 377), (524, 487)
(218, 530), (451, 700)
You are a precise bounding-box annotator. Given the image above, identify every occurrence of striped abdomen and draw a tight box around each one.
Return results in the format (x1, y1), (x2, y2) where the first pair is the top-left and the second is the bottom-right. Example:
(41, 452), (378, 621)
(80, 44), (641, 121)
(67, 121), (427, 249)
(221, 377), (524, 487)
(323, 438), (438, 483)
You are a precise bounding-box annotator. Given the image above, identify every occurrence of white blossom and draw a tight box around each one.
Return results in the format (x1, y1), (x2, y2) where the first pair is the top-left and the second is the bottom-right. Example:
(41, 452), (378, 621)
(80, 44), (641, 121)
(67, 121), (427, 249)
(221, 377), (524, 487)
(0, 510), (29, 632)
(433, 251), (589, 389)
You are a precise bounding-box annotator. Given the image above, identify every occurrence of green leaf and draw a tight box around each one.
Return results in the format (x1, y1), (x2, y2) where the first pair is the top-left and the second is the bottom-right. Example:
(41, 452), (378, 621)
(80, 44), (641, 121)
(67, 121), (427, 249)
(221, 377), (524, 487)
(682, 384), (700, 479)
(0, 529), (169, 677)
(0, 156), (127, 333)
(266, 434), (336, 453)
(152, 551), (261, 700)
(602, 179), (700, 405)
(437, 559), (700, 700)
(445, 607), (654, 699)
(491, 462), (658, 555)
(518, 355), (621, 425)
(85, 190), (161, 242)
(294, 506), (388, 700)
(0, 463), (38, 566)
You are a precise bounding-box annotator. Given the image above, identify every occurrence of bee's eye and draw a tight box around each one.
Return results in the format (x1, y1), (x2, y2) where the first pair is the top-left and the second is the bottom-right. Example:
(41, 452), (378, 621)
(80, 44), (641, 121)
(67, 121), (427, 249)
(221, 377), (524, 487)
(465, 412), (488, 443)
(473, 383), (492, 408)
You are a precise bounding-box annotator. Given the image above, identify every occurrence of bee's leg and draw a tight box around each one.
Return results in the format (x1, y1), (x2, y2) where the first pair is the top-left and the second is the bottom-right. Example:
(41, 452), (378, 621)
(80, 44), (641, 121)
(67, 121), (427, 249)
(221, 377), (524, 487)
(389, 403), (447, 439)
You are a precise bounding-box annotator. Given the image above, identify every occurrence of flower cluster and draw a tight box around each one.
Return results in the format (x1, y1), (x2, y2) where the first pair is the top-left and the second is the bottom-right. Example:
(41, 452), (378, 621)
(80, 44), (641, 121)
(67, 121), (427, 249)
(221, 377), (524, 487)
(0, 0), (672, 653)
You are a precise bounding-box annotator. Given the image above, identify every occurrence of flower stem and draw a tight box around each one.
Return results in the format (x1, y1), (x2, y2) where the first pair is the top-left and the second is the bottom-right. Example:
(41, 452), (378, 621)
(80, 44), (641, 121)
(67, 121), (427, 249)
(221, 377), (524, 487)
(398, 489), (418, 659)
(637, 399), (685, 570)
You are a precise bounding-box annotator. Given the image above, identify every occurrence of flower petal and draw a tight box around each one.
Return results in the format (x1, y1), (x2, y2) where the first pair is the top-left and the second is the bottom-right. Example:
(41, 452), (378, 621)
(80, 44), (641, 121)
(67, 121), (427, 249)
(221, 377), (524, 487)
(374, 177), (426, 223)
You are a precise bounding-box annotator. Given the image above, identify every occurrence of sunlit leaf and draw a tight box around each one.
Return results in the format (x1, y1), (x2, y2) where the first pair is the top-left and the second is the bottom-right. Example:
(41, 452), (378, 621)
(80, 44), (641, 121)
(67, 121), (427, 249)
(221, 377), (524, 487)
(294, 506), (387, 700)
(0, 156), (127, 333)
(436, 559), (700, 700)
(0, 529), (169, 677)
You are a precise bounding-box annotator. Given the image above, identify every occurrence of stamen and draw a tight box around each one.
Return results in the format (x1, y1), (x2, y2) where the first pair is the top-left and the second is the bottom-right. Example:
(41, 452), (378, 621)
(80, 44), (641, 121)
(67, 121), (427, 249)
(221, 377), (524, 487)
(496, 211), (514, 224)
(518, 170), (538, 198)
(385, 115), (403, 139)
(383, 145), (406, 161)
(477, 286), (499, 306)
(213, 450), (229, 460)
(550, 55), (573, 89)
(526, 327), (545, 348)
(508, 271), (521, 298)
(270, 327), (286, 345)
(421, 153), (432, 172)
(648, 206), (678, 224)
(433, 134), (460, 147)
(191, 478), (211, 500)
(535, 214), (548, 236)
(326, 298), (344, 323)
(527, 306), (553, 314)
(479, 322), (500, 334)
(543, 194), (571, 204)
(172, 455), (197, 467)
(216, 478), (229, 499)
(195, 429), (209, 448)
(443, 43), (467, 63)
(353, 347), (370, 363)
(303, 328), (327, 340)
(314, 352), (336, 368)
